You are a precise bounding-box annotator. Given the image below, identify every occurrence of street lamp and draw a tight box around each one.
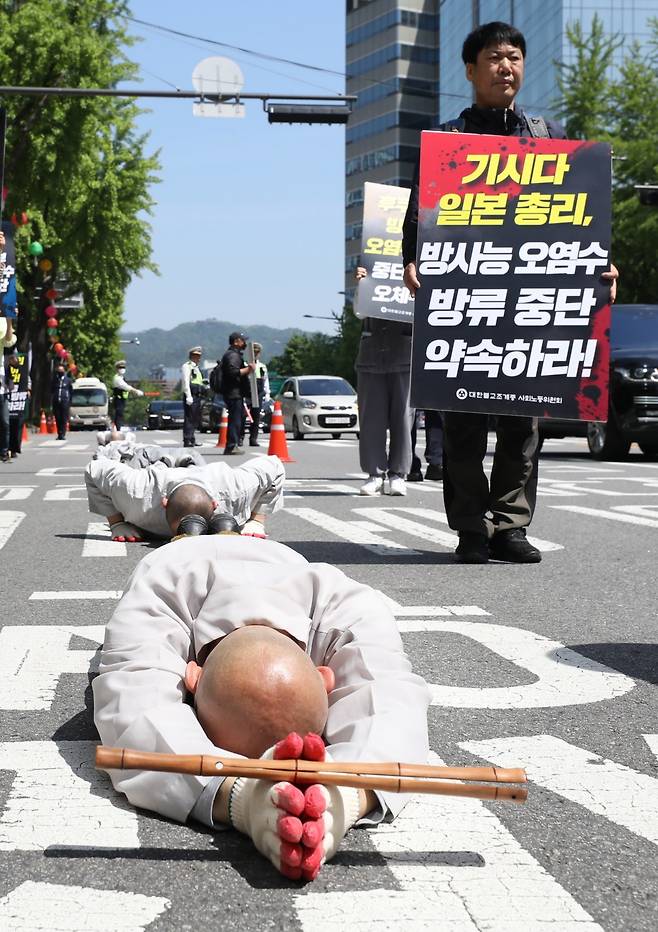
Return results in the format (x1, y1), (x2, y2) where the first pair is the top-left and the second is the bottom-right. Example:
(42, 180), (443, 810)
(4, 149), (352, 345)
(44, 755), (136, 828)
(119, 337), (140, 345)
(303, 314), (337, 321)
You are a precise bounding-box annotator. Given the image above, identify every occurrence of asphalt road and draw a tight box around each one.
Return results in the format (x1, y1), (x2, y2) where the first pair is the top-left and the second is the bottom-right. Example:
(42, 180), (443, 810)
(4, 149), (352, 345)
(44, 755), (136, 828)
(1, 428), (657, 931)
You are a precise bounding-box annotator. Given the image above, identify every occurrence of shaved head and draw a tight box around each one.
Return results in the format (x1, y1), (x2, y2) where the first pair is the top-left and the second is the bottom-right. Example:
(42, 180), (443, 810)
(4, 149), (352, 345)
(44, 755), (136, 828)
(165, 484), (215, 533)
(195, 625), (329, 758)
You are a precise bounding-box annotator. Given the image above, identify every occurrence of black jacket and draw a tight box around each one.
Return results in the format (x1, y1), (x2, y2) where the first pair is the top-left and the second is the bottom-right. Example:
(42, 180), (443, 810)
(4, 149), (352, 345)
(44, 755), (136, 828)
(220, 346), (246, 400)
(51, 372), (73, 406)
(401, 105), (567, 267)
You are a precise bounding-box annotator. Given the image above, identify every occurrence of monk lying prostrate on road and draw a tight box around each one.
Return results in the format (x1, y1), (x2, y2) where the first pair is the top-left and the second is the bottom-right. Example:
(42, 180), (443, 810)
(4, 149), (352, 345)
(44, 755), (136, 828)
(93, 535), (430, 880)
(84, 453), (284, 541)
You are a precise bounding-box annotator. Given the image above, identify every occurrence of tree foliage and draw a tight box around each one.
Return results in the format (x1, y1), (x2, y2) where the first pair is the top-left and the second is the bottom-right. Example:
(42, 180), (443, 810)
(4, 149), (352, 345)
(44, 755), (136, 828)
(0, 0), (159, 413)
(556, 16), (658, 303)
(268, 304), (361, 386)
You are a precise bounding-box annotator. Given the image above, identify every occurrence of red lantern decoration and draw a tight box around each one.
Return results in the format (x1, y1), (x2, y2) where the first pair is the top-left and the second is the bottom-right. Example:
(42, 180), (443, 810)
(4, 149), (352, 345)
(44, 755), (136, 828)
(10, 212), (17, 226)
(46, 289), (58, 300)
(69, 365), (78, 376)
(47, 318), (58, 328)
(53, 342), (63, 353)
(45, 305), (58, 317)
(20, 211), (28, 225)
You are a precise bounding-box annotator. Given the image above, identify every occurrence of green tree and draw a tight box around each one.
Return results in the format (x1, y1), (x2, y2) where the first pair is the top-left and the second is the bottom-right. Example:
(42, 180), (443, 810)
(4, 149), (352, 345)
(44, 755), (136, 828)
(557, 16), (658, 303)
(555, 14), (621, 140)
(267, 305), (361, 387)
(0, 0), (159, 415)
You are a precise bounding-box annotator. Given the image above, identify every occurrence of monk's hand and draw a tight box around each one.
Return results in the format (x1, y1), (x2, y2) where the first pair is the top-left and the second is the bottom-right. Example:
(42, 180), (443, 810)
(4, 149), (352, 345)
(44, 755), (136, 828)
(273, 732), (360, 882)
(108, 520), (143, 543)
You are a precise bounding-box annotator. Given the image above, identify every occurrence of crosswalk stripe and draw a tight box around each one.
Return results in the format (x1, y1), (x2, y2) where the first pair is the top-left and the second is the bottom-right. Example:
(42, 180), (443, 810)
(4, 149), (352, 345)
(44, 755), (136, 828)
(353, 506), (458, 547)
(29, 590), (123, 600)
(464, 735), (658, 847)
(286, 507), (422, 556)
(294, 751), (601, 931)
(82, 522), (127, 557)
(0, 511), (25, 550)
(403, 507), (564, 552)
(0, 882), (170, 932)
(551, 504), (658, 528)
(0, 486), (35, 500)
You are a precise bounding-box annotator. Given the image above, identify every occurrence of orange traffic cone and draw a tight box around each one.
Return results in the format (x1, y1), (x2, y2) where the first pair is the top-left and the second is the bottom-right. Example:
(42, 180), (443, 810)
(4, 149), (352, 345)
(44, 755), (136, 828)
(216, 408), (228, 449)
(267, 401), (294, 463)
(21, 423), (29, 444)
(47, 415), (57, 435)
(39, 410), (48, 434)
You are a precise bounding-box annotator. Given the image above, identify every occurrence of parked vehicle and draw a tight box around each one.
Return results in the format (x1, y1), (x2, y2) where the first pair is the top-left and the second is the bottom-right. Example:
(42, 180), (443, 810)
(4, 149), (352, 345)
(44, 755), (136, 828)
(278, 375), (359, 439)
(69, 377), (110, 430)
(539, 304), (658, 459)
(145, 399), (185, 430)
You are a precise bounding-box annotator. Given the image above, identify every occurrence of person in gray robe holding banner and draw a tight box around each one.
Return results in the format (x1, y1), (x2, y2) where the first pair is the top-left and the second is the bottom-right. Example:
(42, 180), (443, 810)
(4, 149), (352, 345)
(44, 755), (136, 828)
(402, 20), (618, 565)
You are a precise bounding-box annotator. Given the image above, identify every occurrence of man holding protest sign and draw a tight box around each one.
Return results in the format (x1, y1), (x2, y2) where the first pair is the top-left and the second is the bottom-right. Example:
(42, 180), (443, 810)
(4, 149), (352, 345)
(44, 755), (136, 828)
(403, 20), (618, 565)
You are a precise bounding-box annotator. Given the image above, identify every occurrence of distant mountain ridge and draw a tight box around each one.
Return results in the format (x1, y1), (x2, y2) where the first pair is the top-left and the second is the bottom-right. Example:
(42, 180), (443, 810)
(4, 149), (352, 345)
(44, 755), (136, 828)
(120, 318), (305, 378)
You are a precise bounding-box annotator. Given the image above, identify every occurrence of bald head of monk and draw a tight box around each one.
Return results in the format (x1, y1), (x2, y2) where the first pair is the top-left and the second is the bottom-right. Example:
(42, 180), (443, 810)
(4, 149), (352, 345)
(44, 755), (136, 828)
(184, 625), (334, 758)
(162, 483), (216, 534)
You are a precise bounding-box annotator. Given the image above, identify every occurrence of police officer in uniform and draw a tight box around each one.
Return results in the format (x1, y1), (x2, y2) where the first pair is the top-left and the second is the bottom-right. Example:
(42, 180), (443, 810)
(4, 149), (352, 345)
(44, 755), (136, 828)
(242, 342), (270, 448)
(182, 346), (204, 448)
(112, 360), (144, 430)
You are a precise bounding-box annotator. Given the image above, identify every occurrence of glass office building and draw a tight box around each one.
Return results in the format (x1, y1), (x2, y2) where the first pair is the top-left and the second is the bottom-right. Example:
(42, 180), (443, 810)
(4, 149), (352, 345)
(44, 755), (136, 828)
(344, 0), (439, 299)
(438, 0), (658, 123)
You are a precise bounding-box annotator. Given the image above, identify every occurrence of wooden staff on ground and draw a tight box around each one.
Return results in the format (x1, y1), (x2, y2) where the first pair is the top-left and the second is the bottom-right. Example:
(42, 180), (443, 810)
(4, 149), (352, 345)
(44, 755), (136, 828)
(96, 746), (528, 804)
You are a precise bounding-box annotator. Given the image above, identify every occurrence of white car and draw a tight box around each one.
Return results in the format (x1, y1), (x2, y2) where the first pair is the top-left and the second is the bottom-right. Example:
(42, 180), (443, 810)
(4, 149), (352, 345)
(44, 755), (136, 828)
(278, 375), (359, 439)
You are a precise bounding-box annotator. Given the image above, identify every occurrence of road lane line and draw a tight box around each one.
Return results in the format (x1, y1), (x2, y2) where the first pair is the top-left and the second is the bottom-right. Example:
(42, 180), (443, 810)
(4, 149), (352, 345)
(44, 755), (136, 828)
(83, 521), (127, 557)
(294, 751), (601, 931)
(0, 625), (104, 711)
(286, 506), (422, 556)
(0, 882), (169, 931)
(410, 621), (634, 708)
(401, 507), (563, 552)
(29, 590), (123, 600)
(0, 486), (35, 500)
(464, 735), (658, 847)
(353, 507), (458, 547)
(0, 511), (25, 551)
(551, 504), (658, 528)
(0, 741), (139, 851)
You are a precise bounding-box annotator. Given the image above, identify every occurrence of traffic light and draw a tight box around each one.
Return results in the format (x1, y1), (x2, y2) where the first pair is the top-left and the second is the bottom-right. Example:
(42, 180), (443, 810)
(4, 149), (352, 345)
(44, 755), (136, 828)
(635, 185), (658, 206)
(266, 104), (351, 125)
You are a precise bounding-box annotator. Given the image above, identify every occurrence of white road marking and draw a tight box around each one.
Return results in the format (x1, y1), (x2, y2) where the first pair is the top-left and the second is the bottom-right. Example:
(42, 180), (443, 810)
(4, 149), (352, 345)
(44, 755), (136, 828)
(294, 751), (600, 931)
(285, 479), (362, 495)
(287, 506), (422, 556)
(0, 741), (139, 851)
(0, 486), (35, 500)
(643, 734), (658, 762)
(0, 881), (169, 931)
(464, 735), (658, 847)
(83, 521), (127, 557)
(44, 484), (87, 501)
(612, 504), (658, 519)
(400, 620), (634, 709)
(394, 605), (490, 617)
(0, 624), (103, 711)
(402, 507), (564, 552)
(38, 440), (90, 450)
(36, 466), (84, 477)
(551, 504), (658, 528)
(353, 506), (458, 547)
(542, 479), (658, 497)
(29, 590), (123, 600)
(0, 511), (25, 550)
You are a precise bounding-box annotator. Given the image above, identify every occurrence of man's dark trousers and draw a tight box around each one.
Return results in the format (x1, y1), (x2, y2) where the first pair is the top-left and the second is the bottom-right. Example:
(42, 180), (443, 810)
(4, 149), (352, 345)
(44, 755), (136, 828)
(225, 397), (243, 452)
(53, 401), (70, 439)
(183, 397), (201, 446)
(0, 395), (9, 456)
(113, 397), (125, 430)
(442, 413), (540, 537)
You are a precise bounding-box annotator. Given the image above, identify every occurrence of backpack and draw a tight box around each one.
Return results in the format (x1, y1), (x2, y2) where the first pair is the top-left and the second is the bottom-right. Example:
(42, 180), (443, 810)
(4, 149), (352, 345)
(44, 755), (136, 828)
(209, 363), (223, 395)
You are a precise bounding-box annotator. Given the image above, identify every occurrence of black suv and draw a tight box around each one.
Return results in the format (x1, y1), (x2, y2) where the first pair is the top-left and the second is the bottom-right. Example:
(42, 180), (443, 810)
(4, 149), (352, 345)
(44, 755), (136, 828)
(539, 304), (658, 459)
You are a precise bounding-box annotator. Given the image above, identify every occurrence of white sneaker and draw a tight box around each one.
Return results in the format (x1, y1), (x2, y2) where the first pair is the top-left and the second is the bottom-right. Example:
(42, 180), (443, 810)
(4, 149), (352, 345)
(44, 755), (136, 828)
(360, 476), (384, 496)
(388, 476), (407, 496)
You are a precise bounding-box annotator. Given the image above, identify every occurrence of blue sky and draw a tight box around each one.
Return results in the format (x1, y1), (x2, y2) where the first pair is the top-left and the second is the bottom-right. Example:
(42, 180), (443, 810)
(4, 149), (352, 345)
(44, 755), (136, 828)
(122, 2), (345, 335)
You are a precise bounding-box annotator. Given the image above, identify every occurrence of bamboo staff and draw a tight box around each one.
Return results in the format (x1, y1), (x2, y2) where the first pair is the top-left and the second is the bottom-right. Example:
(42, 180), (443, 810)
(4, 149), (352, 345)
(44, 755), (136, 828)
(96, 747), (528, 804)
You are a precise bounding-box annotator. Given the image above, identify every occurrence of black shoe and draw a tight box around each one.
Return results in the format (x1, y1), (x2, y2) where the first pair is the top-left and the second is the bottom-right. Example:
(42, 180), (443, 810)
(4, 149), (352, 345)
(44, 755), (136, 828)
(1, 453), (10, 463)
(489, 528), (542, 564)
(249, 441), (260, 447)
(425, 464), (443, 481)
(407, 470), (423, 482)
(455, 532), (489, 564)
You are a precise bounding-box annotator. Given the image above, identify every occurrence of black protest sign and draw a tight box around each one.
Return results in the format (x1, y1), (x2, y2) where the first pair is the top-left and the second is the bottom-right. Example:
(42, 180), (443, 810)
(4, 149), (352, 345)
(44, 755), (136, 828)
(410, 132), (612, 420)
(355, 182), (414, 323)
(6, 349), (29, 415)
